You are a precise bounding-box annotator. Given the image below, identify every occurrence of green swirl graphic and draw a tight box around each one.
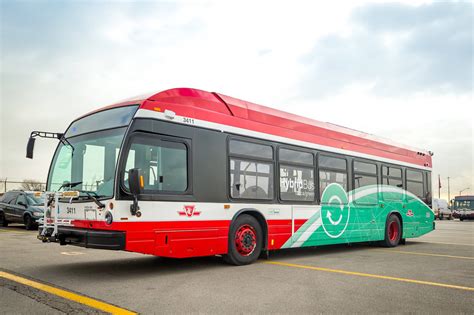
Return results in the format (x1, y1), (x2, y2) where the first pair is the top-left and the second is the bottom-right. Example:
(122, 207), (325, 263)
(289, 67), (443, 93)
(320, 183), (350, 238)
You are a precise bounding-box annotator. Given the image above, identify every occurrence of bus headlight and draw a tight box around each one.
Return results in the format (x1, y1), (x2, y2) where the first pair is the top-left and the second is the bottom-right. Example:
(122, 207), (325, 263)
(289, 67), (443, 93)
(105, 211), (113, 225)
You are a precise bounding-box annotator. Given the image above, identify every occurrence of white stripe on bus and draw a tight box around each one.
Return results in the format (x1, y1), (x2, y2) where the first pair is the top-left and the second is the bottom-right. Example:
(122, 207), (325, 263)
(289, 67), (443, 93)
(135, 109), (432, 171)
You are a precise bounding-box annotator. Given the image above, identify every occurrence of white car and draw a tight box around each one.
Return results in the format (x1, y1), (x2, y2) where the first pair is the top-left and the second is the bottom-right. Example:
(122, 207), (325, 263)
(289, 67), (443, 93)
(432, 198), (452, 220)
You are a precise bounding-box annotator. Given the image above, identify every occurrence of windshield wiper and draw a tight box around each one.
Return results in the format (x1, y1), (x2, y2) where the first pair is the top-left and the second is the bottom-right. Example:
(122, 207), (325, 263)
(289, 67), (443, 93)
(58, 181), (83, 191)
(57, 182), (105, 209)
(77, 190), (105, 209)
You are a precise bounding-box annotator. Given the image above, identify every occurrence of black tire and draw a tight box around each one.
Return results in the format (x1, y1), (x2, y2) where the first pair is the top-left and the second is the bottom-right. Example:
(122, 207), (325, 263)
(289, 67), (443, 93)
(381, 214), (401, 247)
(0, 212), (8, 227)
(24, 215), (35, 230)
(223, 214), (263, 266)
(460, 218), (464, 221)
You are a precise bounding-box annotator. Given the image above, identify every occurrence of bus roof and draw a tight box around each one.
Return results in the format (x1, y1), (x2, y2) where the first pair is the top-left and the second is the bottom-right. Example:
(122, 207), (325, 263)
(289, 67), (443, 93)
(95, 87), (433, 169)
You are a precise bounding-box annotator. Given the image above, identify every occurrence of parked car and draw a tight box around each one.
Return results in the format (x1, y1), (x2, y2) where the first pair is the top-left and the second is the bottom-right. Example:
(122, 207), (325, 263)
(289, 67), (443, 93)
(432, 198), (452, 220)
(452, 195), (474, 221)
(0, 190), (44, 230)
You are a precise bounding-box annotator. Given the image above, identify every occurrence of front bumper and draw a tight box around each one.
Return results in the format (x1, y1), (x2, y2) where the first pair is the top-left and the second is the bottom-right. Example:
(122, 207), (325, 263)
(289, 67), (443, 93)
(453, 211), (474, 219)
(38, 226), (125, 250)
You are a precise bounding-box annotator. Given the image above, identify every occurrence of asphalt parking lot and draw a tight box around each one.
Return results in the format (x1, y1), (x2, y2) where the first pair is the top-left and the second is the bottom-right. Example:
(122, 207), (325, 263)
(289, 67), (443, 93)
(1, 220), (473, 314)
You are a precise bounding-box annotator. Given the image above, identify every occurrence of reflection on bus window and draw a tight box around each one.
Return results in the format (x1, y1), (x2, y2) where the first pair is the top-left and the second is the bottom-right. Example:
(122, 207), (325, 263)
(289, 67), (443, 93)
(407, 181), (424, 199)
(230, 159), (273, 200)
(318, 155), (347, 197)
(381, 165), (403, 201)
(354, 175), (377, 189)
(48, 128), (126, 198)
(124, 138), (187, 193)
(406, 169), (424, 199)
(319, 170), (347, 196)
(280, 165), (314, 201)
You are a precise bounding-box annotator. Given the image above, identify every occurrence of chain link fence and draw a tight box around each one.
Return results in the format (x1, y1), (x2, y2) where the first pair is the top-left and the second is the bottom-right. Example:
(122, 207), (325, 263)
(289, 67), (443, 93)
(0, 180), (47, 195)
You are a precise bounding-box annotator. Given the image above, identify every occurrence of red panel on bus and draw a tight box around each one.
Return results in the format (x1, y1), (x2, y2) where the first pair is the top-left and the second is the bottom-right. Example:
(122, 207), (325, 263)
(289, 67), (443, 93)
(90, 87), (431, 168)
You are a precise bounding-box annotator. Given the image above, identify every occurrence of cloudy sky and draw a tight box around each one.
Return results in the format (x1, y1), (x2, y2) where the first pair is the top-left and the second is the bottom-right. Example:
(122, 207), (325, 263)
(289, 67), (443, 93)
(0, 0), (472, 199)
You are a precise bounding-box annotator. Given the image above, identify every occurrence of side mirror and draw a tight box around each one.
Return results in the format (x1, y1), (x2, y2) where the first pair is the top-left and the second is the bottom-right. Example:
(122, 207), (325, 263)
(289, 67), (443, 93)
(26, 137), (36, 159)
(128, 168), (143, 196)
(128, 168), (143, 216)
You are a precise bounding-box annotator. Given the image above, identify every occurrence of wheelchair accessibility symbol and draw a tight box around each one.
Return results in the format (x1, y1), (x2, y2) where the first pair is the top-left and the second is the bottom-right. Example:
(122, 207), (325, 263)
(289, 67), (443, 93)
(321, 183), (350, 238)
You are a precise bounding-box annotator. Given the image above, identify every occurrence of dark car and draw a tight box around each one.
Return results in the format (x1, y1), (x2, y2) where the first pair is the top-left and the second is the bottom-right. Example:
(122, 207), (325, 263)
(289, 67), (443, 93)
(0, 190), (44, 230)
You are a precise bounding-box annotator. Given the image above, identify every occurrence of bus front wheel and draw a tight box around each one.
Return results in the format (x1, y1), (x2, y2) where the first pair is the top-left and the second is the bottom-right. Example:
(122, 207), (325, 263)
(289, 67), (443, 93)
(381, 214), (401, 247)
(224, 214), (263, 266)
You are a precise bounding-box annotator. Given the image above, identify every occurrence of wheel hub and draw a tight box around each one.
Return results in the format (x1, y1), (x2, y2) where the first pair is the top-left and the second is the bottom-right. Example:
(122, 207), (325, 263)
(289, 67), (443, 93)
(388, 221), (399, 241)
(235, 224), (257, 256)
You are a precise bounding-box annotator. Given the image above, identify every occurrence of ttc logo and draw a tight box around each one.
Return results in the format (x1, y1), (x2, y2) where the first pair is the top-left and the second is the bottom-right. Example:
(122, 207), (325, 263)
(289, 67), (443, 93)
(178, 205), (201, 217)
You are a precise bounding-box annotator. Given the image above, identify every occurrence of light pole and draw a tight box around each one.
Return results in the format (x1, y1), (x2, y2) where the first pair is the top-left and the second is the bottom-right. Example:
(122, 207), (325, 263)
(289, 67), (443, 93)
(459, 188), (469, 196)
(447, 177), (450, 204)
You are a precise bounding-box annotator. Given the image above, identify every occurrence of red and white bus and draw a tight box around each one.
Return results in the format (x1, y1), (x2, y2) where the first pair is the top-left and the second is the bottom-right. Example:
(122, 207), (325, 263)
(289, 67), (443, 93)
(26, 88), (434, 265)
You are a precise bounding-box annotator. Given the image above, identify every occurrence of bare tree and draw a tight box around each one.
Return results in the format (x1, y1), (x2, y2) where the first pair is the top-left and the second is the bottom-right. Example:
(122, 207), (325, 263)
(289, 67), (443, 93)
(20, 179), (45, 191)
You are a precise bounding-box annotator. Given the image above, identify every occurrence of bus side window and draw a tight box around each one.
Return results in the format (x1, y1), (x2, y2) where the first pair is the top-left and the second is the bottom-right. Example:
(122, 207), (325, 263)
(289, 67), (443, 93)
(406, 169), (424, 200)
(424, 171), (432, 205)
(353, 160), (378, 204)
(318, 155), (347, 197)
(381, 165), (403, 201)
(123, 135), (189, 194)
(230, 159), (274, 200)
(278, 148), (315, 202)
(228, 139), (274, 200)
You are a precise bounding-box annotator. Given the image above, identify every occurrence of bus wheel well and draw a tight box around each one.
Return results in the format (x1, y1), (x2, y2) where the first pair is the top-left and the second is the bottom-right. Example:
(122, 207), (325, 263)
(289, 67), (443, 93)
(232, 209), (268, 250)
(389, 211), (403, 238)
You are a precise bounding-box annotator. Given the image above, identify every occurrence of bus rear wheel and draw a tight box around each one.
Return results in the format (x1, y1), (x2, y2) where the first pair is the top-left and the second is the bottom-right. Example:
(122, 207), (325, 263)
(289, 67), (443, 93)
(381, 214), (401, 247)
(224, 214), (263, 266)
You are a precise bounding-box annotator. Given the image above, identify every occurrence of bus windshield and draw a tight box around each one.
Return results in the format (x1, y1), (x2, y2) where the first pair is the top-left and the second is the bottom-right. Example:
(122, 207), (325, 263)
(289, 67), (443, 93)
(454, 199), (474, 210)
(47, 128), (127, 198)
(47, 106), (138, 198)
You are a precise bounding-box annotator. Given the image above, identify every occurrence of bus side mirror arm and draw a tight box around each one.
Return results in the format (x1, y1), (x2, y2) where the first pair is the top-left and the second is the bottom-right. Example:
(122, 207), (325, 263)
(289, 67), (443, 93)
(131, 195), (140, 216)
(128, 168), (143, 217)
(26, 131), (68, 159)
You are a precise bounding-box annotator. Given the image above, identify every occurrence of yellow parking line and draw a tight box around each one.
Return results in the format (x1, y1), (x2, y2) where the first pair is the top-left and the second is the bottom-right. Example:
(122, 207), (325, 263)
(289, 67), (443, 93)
(374, 249), (474, 260)
(264, 261), (474, 292)
(0, 271), (137, 314)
